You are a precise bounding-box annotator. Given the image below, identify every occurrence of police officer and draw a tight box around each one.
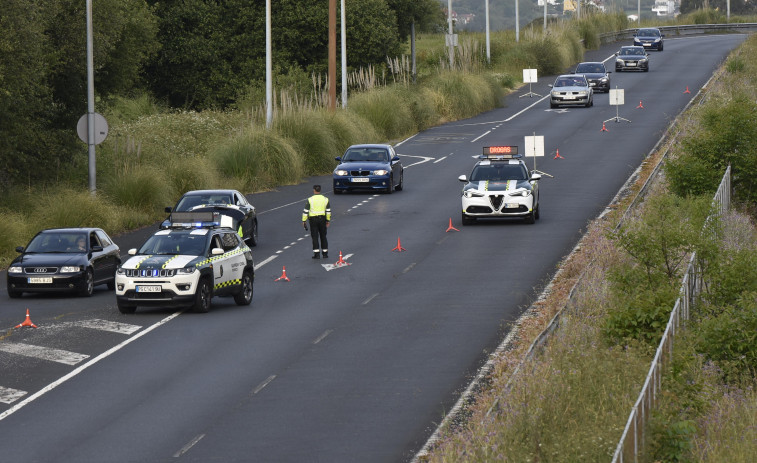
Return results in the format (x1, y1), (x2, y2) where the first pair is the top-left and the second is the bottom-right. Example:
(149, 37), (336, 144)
(302, 185), (331, 259)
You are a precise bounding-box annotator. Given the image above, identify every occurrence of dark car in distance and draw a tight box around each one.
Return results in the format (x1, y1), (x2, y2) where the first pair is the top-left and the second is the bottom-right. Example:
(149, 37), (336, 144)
(333, 144), (404, 194)
(7, 228), (121, 298)
(633, 27), (664, 51)
(574, 62), (611, 93)
(162, 189), (258, 246)
(615, 46), (650, 72)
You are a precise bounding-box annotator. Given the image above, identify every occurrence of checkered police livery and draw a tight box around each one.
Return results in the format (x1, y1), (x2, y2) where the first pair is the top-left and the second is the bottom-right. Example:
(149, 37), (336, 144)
(115, 212), (254, 313)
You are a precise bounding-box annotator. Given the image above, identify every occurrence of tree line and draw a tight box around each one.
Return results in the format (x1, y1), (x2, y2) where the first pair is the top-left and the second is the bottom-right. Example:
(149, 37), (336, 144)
(0, 0), (443, 188)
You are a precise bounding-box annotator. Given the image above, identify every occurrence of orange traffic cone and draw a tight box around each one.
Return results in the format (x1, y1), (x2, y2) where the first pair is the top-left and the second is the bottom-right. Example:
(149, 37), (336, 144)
(14, 309), (37, 328)
(636, 100), (644, 109)
(554, 149), (564, 159)
(274, 266), (290, 282)
(391, 237), (407, 252)
(335, 251), (350, 266)
(683, 86), (691, 94)
(446, 218), (460, 232)
(601, 122), (609, 132)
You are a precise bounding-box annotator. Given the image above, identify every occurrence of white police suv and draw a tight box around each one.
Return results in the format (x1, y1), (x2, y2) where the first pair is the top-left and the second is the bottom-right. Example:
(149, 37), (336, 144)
(458, 146), (541, 225)
(115, 212), (254, 313)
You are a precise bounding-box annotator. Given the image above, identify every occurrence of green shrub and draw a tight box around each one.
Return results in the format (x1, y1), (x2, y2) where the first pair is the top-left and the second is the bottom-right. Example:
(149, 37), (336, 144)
(648, 417), (697, 462)
(322, 110), (382, 154)
(30, 188), (120, 233)
(347, 86), (416, 140)
(696, 293), (757, 381)
(273, 109), (340, 174)
(604, 263), (680, 345)
(212, 127), (303, 191)
(164, 155), (225, 199)
(0, 210), (33, 268)
(103, 165), (174, 212)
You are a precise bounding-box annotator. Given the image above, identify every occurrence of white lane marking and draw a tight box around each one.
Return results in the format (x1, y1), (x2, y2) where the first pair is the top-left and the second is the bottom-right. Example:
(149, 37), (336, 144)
(402, 263), (416, 274)
(0, 386), (27, 404)
(252, 375), (276, 395)
(254, 255), (278, 271)
(0, 310), (183, 422)
(398, 154), (434, 168)
(471, 130), (491, 143)
(394, 134), (417, 146)
(70, 319), (141, 335)
(505, 95), (550, 121)
(0, 343), (90, 366)
(322, 253), (354, 271)
(434, 156), (448, 163)
(362, 293), (379, 305)
(173, 434), (205, 458)
(313, 329), (333, 345)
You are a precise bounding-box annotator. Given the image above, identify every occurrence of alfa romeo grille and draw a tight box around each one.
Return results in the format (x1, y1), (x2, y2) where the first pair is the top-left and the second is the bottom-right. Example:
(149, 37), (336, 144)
(489, 195), (504, 210)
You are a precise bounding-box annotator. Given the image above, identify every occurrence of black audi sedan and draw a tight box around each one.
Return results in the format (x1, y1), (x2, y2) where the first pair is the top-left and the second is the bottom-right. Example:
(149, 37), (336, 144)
(162, 189), (258, 246)
(615, 46), (650, 72)
(7, 228), (121, 298)
(574, 61), (611, 93)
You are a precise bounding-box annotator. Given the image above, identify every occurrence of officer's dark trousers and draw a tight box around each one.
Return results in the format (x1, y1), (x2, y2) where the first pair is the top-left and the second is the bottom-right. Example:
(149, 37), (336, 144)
(308, 216), (328, 254)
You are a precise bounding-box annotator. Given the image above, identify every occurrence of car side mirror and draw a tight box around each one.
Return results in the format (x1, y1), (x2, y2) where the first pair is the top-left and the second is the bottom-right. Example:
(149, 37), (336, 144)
(91, 245), (104, 253)
(335, 156), (342, 162)
(128, 248), (137, 256)
(391, 156), (400, 162)
(16, 246), (24, 253)
(548, 84), (553, 88)
(530, 173), (542, 182)
(458, 175), (468, 182)
(211, 248), (224, 256)
(165, 206), (172, 213)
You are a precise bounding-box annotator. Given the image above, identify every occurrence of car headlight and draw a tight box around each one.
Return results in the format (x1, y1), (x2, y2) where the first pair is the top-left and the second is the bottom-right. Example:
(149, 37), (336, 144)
(8, 266), (22, 274)
(576, 91), (587, 96)
(373, 169), (389, 176)
(509, 189), (531, 197)
(334, 169), (349, 176)
(599, 77), (609, 83)
(640, 58), (648, 63)
(177, 267), (197, 275)
(463, 190), (484, 198)
(116, 268), (126, 275)
(551, 91), (559, 97)
(616, 59), (624, 64)
(60, 266), (81, 273)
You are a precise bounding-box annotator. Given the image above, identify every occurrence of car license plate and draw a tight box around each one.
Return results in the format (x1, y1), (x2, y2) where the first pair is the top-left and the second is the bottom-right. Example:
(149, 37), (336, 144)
(351, 178), (369, 183)
(643, 43), (651, 47)
(28, 277), (53, 284)
(505, 203), (519, 209)
(563, 95), (575, 100)
(136, 285), (161, 293)
(628, 63), (636, 66)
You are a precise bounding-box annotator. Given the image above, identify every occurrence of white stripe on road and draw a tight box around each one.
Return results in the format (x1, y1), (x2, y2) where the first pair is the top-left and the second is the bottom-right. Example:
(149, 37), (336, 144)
(71, 319), (142, 335)
(0, 386), (27, 404)
(0, 342), (90, 366)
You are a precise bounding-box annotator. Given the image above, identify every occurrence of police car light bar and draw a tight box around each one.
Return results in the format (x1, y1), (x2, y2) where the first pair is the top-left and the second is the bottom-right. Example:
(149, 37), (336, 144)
(169, 211), (220, 228)
(482, 146), (520, 159)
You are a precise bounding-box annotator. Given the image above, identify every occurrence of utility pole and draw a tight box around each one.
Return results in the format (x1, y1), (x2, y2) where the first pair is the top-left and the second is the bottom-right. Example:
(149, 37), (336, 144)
(328, 0), (336, 111)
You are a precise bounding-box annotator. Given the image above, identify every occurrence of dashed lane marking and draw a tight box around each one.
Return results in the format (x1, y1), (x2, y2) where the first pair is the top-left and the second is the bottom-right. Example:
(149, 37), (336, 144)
(0, 342), (90, 366)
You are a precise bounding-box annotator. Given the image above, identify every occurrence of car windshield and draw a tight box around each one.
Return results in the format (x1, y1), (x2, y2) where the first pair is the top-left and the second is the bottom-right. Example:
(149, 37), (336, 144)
(470, 163), (529, 182)
(622, 48), (645, 56)
(25, 232), (87, 253)
(175, 194), (232, 211)
(555, 76), (586, 87)
(342, 148), (389, 162)
(576, 63), (604, 73)
(638, 29), (659, 37)
(138, 232), (209, 256)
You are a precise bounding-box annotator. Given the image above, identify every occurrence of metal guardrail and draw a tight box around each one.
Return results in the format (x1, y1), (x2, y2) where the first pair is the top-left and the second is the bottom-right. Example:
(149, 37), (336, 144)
(600, 23), (757, 44)
(611, 165), (732, 463)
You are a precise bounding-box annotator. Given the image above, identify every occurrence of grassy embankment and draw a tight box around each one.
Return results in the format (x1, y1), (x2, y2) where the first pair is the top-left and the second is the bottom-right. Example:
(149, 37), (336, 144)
(0, 11), (631, 267)
(421, 28), (757, 463)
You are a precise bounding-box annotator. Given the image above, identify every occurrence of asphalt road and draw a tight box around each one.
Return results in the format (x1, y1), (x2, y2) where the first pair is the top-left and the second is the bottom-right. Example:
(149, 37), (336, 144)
(0, 34), (747, 462)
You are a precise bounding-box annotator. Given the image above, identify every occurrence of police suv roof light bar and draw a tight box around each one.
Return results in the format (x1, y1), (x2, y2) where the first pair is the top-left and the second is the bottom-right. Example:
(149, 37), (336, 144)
(481, 146), (521, 160)
(169, 211), (221, 228)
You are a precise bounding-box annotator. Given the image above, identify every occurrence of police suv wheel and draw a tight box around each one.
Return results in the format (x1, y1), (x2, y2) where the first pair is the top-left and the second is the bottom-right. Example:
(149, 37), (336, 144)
(192, 278), (212, 313)
(234, 271), (254, 306)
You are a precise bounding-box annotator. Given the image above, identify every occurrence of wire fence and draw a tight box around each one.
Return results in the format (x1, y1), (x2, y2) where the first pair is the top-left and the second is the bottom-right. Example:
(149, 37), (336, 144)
(610, 165), (732, 463)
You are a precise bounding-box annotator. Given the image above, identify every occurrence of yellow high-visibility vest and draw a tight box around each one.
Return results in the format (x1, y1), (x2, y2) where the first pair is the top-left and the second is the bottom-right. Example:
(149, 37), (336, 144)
(302, 194), (331, 221)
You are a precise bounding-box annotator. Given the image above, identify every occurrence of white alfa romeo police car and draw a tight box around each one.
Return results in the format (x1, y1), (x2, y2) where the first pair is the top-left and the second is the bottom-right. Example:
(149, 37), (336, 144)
(115, 212), (254, 313)
(458, 146), (541, 225)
